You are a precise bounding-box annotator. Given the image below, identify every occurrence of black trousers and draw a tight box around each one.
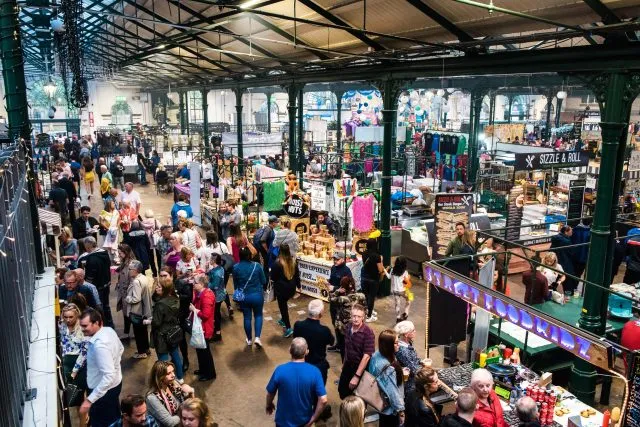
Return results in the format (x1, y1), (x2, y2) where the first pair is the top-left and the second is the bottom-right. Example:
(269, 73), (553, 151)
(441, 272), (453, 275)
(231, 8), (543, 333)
(123, 312), (131, 334)
(195, 341), (216, 379)
(98, 287), (114, 328)
(179, 335), (189, 365)
(379, 413), (400, 427)
(312, 360), (329, 385)
(363, 278), (379, 316)
(131, 320), (149, 354)
(88, 382), (121, 427)
(338, 362), (359, 399)
(276, 293), (291, 329)
(258, 248), (269, 289)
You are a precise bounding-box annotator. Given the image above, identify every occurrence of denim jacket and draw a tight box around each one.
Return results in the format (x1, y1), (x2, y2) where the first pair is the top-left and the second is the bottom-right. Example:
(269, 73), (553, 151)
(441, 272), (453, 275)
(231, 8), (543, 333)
(395, 341), (422, 393)
(367, 351), (405, 415)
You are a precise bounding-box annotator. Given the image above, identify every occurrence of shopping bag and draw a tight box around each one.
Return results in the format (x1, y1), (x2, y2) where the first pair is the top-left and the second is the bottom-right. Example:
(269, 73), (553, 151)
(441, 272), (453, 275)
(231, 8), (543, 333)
(264, 280), (275, 303)
(189, 315), (207, 349)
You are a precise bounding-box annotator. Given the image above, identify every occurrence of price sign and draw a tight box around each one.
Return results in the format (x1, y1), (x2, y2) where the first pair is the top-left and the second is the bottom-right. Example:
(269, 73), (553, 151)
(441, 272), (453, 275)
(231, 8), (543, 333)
(285, 194), (309, 218)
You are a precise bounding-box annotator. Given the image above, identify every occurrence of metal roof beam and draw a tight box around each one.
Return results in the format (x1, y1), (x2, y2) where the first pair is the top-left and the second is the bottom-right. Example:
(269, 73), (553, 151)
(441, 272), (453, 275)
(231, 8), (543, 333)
(405, 0), (474, 42)
(296, 0), (385, 51)
(162, 0), (288, 65)
(582, 0), (621, 25)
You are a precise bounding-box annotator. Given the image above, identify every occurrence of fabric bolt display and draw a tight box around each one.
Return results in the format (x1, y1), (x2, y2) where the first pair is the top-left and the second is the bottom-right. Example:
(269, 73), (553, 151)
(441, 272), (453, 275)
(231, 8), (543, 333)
(352, 195), (375, 233)
(263, 180), (286, 212)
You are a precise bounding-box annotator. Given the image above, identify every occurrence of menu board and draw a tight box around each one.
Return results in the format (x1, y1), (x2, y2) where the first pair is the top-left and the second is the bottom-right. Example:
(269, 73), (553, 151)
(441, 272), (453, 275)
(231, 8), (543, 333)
(568, 179), (586, 226)
(505, 186), (524, 241)
(625, 352), (640, 427)
(433, 193), (473, 259)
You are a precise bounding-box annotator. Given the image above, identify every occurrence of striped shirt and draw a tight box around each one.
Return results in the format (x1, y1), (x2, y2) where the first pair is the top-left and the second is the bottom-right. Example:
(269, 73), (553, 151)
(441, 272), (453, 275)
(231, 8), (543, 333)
(344, 323), (375, 367)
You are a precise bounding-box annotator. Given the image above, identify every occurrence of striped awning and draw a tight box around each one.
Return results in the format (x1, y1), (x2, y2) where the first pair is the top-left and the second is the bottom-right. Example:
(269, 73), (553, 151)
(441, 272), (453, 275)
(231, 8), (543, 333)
(38, 208), (61, 236)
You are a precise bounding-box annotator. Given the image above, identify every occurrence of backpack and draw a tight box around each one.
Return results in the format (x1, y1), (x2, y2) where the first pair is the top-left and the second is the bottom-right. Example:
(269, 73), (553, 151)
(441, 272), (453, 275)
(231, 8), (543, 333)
(252, 225), (271, 249)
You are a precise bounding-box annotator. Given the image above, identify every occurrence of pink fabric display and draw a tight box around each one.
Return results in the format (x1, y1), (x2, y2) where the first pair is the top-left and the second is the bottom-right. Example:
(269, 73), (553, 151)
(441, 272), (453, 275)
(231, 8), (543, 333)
(352, 195), (374, 233)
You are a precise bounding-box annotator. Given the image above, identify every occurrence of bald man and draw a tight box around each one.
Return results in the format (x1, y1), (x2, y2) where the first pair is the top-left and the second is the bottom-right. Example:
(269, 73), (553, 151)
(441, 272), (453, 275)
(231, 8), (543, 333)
(516, 396), (540, 427)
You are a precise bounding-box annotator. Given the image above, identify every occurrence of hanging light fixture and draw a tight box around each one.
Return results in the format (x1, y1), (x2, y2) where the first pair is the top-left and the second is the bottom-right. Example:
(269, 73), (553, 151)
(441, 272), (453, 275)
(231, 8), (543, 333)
(43, 77), (57, 98)
(556, 90), (568, 100)
(437, 88), (445, 97)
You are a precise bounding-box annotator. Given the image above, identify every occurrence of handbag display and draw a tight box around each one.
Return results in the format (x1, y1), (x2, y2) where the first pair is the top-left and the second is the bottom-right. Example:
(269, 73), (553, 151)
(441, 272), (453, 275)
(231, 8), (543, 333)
(233, 263), (256, 302)
(354, 365), (391, 412)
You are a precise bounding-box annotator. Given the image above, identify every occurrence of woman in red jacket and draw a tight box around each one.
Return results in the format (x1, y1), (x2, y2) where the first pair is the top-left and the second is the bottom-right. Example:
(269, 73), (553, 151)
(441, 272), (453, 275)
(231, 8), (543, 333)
(470, 368), (507, 427)
(189, 275), (217, 382)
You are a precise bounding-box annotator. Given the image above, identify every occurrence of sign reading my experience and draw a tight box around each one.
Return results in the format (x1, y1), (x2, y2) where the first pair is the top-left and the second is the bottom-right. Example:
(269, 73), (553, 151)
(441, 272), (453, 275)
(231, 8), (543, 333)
(297, 259), (332, 301)
(423, 263), (612, 371)
(514, 151), (589, 170)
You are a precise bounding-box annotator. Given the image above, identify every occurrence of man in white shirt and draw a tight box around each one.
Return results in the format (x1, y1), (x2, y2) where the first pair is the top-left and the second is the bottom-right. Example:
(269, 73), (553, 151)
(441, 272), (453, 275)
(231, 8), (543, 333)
(121, 182), (142, 217)
(79, 308), (124, 427)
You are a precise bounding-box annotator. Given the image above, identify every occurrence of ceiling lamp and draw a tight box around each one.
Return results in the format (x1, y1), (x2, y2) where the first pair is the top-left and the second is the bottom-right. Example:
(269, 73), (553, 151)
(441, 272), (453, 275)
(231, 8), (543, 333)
(437, 89), (445, 97)
(556, 90), (568, 100)
(43, 77), (57, 98)
(447, 88), (455, 94)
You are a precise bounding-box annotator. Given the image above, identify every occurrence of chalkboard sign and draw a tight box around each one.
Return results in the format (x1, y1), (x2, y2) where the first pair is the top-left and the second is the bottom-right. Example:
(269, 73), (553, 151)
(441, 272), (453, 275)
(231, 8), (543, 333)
(505, 186), (524, 241)
(568, 179), (586, 226)
(625, 352), (640, 427)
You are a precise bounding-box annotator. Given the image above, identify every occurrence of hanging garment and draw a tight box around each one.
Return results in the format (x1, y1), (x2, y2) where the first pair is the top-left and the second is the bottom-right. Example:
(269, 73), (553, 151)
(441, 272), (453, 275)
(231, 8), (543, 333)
(431, 133), (440, 153)
(365, 159), (374, 173)
(456, 136), (468, 155)
(352, 195), (375, 233)
(263, 180), (285, 212)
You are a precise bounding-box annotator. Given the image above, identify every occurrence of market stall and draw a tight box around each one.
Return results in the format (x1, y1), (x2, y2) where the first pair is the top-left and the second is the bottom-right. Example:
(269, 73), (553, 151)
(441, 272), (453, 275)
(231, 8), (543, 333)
(423, 261), (637, 427)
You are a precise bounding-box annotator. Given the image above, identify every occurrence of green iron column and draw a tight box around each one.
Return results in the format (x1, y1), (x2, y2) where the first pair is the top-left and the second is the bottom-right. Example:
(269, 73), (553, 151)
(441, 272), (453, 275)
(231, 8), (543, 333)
(233, 87), (247, 177)
(185, 91), (191, 137)
(555, 97), (563, 129)
(201, 88), (210, 157)
(266, 91), (273, 133)
(545, 92), (554, 141)
(334, 89), (344, 148)
(376, 79), (405, 296)
(179, 91), (186, 134)
(570, 72), (640, 403)
(298, 88), (305, 181)
(468, 89), (485, 189)
(488, 93), (496, 126)
(0, 0), (44, 273)
(285, 84), (299, 173)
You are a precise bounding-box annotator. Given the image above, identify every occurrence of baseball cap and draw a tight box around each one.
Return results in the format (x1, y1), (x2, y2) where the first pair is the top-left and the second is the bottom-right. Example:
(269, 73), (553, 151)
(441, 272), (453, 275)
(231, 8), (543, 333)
(268, 215), (280, 223)
(333, 252), (345, 260)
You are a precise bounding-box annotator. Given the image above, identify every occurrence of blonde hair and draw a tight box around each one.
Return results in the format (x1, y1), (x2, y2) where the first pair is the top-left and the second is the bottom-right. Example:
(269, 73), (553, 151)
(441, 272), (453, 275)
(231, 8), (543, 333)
(61, 303), (83, 337)
(543, 252), (558, 266)
(339, 396), (365, 427)
(179, 398), (214, 427)
(61, 226), (73, 239)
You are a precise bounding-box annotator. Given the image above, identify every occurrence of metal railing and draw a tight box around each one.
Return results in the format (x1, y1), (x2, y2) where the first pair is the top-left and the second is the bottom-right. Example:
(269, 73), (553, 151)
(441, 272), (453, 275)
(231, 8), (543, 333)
(0, 144), (39, 426)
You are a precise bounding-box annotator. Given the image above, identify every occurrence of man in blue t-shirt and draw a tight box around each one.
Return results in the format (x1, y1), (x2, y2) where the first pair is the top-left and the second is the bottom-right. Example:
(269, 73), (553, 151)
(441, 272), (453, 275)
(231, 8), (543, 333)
(266, 338), (328, 427)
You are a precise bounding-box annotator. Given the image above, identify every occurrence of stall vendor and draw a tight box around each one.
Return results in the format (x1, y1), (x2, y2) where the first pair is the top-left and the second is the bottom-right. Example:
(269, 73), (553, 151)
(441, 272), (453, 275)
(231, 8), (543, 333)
(315, 212), (336, 236)
(177, 163), (190, 180)
(470, 368), (507, 427)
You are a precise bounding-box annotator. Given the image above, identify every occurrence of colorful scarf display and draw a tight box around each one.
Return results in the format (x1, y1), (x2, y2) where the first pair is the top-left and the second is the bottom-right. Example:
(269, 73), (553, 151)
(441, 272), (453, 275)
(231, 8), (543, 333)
(263, 180), (285, 212)
(352, 195), (374, 233)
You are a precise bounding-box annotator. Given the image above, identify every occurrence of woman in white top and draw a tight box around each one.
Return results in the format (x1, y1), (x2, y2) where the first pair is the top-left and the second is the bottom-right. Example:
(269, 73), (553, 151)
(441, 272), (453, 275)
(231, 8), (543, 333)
(176, 247), (198, 282)
(195, 231), (229, 270)
(385, 256), (411, 323)
(177, 219), (200, 252)
(540, 252), (565, 292)
(477, 237), (495, 268)
(100, 200), (121, 263)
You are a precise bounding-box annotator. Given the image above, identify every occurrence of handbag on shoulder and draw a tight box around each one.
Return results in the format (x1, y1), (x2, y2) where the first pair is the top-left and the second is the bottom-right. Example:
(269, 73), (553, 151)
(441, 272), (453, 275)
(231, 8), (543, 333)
(354, 365), (391, 412)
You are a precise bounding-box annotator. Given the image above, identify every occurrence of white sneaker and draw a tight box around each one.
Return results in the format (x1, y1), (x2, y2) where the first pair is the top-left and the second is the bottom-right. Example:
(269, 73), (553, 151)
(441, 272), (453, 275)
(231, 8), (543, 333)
(365, 316), (377, 323)
(246, 338), (252, 346)
(254, 337), (263, 348)
(372, 310), (378, 316)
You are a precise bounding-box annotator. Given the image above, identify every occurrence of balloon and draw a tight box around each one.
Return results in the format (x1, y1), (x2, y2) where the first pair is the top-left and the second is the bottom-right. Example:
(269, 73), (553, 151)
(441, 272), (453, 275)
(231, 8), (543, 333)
(415, 106), (421, 112)
(359, 114), (367, 121)
(398, 105), (405, 113)
(367, 95), (373, 100)
(363, 102), (369, 107)
(357, 110), (362, 114)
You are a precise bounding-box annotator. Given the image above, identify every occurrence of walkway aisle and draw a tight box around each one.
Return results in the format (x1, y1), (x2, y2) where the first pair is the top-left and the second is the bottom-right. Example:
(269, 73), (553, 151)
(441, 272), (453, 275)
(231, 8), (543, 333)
(99, 180), (429, 427)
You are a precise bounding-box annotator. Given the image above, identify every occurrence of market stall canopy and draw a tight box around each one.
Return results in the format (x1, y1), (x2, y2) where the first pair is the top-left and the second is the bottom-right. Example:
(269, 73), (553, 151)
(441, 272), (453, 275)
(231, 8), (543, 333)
(38, 208), (61, 236)
(18, 0), (640, 88)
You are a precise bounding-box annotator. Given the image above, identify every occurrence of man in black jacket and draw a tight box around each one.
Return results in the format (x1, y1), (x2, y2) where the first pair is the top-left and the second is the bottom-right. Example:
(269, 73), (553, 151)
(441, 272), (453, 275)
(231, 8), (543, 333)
(72, 206), (100, 252)
(110, 155), (125, 190)
(438, 387), (477, 427)
(78, 236), (114, 327)
(48, 179), (70, 225)
(57, 173), (78, 223)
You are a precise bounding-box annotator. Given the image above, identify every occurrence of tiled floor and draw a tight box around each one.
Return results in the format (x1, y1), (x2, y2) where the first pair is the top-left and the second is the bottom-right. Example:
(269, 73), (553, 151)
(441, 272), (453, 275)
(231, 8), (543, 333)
(83, 176), (625, 426)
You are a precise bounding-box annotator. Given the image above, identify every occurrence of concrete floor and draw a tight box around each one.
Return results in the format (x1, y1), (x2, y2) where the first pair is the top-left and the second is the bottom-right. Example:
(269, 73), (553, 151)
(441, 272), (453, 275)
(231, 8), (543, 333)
(80, 177), (626, 426)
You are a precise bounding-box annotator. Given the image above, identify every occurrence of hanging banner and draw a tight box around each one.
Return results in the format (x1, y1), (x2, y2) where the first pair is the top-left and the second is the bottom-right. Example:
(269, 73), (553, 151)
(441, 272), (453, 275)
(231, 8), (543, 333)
(189, 162), (202, 226)
(514, 151), (589, 170)
(310, 184), (327, 211)
(424, 263), (612, 371)
(433, 193), (473, 259)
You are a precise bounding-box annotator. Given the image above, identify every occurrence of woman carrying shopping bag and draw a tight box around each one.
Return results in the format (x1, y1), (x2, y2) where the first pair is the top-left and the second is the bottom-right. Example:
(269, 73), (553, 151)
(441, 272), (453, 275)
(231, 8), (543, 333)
(189, 275), (216, 382)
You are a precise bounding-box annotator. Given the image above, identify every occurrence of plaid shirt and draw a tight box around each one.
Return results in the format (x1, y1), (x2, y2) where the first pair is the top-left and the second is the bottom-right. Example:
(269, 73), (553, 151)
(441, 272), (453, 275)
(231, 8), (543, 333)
(156, 237), (172, 263)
